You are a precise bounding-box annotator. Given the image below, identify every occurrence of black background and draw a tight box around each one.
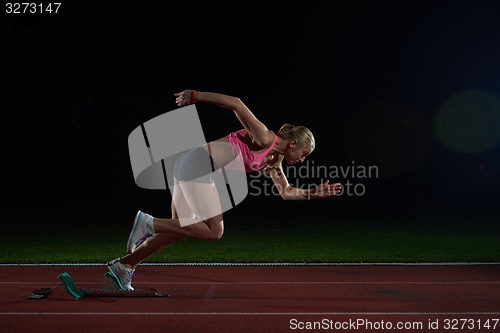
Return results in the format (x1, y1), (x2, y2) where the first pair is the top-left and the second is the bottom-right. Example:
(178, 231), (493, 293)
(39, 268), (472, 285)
(2, 0), (500, 225)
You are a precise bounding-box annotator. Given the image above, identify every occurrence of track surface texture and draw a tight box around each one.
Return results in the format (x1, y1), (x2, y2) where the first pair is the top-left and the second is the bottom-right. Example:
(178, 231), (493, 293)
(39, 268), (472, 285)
(1, 265), (499, 332)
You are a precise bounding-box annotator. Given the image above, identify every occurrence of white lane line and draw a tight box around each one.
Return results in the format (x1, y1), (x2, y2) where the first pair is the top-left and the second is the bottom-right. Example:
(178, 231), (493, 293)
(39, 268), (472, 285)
(1, 312), (499, 316)
(1, 281), (499, 285)
(1, 262), (499, 266)
(98, 281), (500, 285)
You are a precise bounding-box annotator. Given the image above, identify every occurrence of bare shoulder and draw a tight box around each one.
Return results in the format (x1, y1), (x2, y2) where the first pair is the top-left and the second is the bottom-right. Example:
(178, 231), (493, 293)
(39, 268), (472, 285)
(244, 128), (275, 148)
(262, 130), (277, 148)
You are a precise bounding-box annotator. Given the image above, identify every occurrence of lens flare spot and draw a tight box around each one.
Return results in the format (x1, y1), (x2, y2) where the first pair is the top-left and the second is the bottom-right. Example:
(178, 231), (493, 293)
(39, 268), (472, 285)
(433, 90), (500, 153)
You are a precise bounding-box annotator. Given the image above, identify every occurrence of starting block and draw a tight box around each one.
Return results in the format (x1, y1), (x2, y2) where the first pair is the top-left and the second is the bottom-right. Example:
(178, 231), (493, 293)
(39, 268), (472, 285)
(27, 272), (170, 300)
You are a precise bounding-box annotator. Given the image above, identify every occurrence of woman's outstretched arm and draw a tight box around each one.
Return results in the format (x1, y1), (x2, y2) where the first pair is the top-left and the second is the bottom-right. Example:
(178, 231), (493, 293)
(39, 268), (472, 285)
(269, 164), (341, 200)
(175, 90), (274, 147)
(175, 90), (239, 109)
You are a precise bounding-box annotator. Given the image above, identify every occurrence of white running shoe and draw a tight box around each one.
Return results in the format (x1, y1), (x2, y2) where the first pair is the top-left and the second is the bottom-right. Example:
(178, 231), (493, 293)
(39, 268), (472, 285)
(127, 210), (155, 254)
(107, 258), (135, 291)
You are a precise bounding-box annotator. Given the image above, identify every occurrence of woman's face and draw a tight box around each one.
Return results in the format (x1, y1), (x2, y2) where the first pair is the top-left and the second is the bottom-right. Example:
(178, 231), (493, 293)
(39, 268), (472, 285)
(285, 141), (313, 165)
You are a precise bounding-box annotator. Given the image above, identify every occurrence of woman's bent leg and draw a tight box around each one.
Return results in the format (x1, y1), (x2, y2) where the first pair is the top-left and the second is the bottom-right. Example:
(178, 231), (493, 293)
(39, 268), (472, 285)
(120, 179), (224, 269)
(152, 181), (224, 240)
(120, 178), (224, 270)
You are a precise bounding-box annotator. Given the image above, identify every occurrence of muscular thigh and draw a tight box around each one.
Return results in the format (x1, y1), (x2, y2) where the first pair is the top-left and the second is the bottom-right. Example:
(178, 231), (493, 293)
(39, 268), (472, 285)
(178, 180), (223, 228)
(171, 177), (196, 220)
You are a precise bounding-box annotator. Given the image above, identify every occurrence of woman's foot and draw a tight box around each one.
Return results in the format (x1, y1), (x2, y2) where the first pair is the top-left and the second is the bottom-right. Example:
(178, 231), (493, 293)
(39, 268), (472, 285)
(106, 258), (135, 291)
(127, 210), (155, 254)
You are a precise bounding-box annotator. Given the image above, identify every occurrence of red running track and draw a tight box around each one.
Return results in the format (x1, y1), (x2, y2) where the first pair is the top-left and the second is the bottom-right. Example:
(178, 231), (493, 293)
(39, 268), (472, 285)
(0, 265), (499, 332)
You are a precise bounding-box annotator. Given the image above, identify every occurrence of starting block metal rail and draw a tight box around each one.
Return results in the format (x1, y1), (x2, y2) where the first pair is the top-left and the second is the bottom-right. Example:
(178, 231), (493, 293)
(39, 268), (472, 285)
(49, 272), (170, 299)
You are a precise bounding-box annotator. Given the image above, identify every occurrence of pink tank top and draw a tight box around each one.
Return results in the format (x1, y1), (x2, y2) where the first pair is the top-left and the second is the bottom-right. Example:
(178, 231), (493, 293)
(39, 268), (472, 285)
(228, 129), (277, 173)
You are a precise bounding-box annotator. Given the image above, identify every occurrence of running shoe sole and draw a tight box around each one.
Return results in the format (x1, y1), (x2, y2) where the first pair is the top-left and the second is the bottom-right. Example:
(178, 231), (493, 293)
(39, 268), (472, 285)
(107, 263), (125, 291)
(127, 210), (143, 255)
(104, 271), (124, 291)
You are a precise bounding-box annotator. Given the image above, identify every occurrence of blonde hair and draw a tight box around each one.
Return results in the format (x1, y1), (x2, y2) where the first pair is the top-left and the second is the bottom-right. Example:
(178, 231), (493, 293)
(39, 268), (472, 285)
(261, 124), (315, 176)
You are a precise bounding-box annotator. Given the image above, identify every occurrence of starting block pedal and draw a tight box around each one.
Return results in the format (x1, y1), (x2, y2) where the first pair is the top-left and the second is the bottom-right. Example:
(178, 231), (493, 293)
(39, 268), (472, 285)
(26, 288), (53, 299)
(56, 272), (169, 299)
(58, 272), (86, 299)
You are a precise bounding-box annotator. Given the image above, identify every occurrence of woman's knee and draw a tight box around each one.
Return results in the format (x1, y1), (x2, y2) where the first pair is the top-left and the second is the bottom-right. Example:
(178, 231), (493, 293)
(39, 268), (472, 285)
(206, 229), (224, 241)
(204, 217), (223, 241)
